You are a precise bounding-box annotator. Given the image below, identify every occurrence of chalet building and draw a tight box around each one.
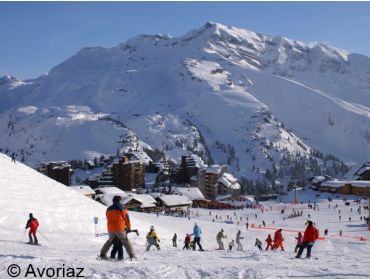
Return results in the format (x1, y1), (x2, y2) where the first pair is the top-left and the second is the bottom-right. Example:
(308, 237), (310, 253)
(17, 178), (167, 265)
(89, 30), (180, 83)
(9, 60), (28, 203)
(319, 180), (370, 196)
(95, 191), (157, 211)
(112, 156), (145, 192)
(151, 193), (192, 210)
(216, 172), (241, 200)
(86, 168), (114, 189)
(173, 186), (206, 207)
(204, 165), (228, 200)
(145, 161), (160, 173)
(309, 175), (334, 190)
(353, 162), (370, 181)
(174, 156), (199, 184)
(191, 168), (206, 195)
(37, 161), (72, 186)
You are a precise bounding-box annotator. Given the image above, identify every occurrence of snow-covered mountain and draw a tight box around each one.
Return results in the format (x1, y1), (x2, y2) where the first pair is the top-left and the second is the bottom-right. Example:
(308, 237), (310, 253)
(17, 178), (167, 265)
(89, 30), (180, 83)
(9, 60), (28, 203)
(1, 22), (370, 178)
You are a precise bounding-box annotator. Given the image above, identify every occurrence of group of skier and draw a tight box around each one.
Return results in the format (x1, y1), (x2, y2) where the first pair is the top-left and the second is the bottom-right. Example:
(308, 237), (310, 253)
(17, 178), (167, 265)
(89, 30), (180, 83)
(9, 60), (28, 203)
(24, 194), (325, 262)
(98, 195), (323, 261)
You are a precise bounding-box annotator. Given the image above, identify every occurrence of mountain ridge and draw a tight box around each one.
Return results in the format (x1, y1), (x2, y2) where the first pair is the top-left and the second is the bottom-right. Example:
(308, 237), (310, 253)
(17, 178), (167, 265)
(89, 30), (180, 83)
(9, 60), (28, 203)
(0, 22), (369, 182)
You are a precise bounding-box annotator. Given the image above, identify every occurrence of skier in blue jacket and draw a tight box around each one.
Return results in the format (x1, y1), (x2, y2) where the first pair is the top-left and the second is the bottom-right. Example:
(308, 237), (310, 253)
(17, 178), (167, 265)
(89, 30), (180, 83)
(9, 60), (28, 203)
(191, 223), (204, 251)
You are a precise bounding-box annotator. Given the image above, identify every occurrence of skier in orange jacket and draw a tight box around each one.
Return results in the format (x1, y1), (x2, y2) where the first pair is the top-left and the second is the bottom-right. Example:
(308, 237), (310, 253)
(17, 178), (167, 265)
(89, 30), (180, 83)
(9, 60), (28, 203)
(273, 229), (284, 251)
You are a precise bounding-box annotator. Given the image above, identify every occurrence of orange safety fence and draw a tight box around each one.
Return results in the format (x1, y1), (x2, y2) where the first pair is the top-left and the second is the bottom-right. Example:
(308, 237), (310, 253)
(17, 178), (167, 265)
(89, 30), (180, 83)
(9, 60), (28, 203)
(330, 233), (370, 243)
(249, 225), (326, 240)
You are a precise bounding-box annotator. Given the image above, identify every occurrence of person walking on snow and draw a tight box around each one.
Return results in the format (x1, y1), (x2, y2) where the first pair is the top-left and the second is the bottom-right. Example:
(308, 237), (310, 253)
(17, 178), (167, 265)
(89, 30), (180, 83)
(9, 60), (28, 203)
(25, 213), (39, 244)
(146, 226), (160, 251)
(183, 234), (191, 250)
(273, 229), (284, 251)
(236, 230), (244, 250)
(172, 233), (177, 247)
(294, 232), (303, 253)
(191, 223), (204, 251)
(295, 220), (319, 259)
(265, 234), (273, 251)
(216, 229), (228, 250)
(99, 196), (136, 260)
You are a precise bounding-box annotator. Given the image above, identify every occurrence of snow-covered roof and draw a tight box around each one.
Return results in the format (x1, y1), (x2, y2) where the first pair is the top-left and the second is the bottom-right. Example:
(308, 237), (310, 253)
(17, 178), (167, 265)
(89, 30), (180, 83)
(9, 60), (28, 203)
(173, 187), (205, 201)
(217, 173), (241, 190)
(95, 186), (126, 195)
(354, 163), (370, 176)
(156, 194), (192, 207)
(311, 176), (325, 184)
(321, 180), (370, 188)
(216, 194), (233, 201)
(69, 185), (96, 196)
(127, 194), (157, 208)
(148, 192), (162, 199)
(95, 194), (116, 206)
(95, 193), (155, 208)
(206, 164), (224, 174)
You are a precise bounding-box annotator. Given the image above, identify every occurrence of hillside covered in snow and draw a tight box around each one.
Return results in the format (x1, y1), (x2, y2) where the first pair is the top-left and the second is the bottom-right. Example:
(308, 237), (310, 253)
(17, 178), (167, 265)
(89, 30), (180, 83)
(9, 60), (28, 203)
(0, 153), (370, 278)
(1, 22), (370, 181)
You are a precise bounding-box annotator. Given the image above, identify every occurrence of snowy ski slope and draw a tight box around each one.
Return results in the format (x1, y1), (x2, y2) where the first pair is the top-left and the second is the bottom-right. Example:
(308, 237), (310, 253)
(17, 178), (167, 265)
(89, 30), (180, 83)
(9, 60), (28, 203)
(0, 153), (370, 278)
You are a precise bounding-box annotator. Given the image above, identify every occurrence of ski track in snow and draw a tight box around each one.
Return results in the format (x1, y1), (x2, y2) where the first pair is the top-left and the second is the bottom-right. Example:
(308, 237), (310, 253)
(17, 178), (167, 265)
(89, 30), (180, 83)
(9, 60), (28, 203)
(1, 153), (370, 278)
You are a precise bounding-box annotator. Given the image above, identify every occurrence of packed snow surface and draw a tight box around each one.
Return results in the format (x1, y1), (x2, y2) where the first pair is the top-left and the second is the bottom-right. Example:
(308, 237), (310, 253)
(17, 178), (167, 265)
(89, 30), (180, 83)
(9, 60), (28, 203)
(1, 153), (370, 278)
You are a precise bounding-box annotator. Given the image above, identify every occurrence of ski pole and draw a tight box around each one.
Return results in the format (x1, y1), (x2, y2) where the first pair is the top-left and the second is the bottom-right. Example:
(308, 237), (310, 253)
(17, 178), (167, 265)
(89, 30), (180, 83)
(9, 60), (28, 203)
(38, 230), (49, 241)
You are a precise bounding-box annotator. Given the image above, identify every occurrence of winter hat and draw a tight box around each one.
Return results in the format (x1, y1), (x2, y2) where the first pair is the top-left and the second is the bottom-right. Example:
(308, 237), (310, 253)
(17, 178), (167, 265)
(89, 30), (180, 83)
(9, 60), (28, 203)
(29, 213), (33, 219)
(113, 195), (121, 203)
(150, 225), (154, 230)
(307, 220), (313, 226)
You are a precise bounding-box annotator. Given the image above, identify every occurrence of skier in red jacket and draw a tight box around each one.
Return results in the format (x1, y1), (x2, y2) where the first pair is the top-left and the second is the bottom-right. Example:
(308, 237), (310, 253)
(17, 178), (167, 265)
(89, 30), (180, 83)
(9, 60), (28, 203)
(265, 234), (273, 251)
(25, 213), (39, 244)
(273, 229), (284, 251)
(295, 220), (319, 259)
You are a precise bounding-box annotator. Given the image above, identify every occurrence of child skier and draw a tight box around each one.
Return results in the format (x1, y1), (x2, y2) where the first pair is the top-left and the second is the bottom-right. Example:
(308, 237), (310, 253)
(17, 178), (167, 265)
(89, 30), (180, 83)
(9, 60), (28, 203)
(146, 226), (160, 251)
(183, 234), (191, 250)
(25, 213), (39, 244)
(265, 234), (273, 251)
(255, 238), (263, 251)
(110, 237), (123, 260)
(228, 240), (235, 251)
(294, 232), (303, 253)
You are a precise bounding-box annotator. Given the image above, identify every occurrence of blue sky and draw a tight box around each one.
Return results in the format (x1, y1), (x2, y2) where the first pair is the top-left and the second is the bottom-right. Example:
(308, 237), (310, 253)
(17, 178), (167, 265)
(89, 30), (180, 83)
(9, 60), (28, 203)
(1, 1), (370, 79)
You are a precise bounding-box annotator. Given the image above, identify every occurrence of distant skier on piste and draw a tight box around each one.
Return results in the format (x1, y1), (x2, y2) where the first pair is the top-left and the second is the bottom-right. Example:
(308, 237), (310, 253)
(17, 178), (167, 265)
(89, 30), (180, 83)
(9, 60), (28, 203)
(216, 229), (227, 250)
(191, 223), (204, 251)
(25, 213), (39, 244)
(265, 234), (273, 251)
(255, 238), (263, 251)
(99, 195), (136, 260)
(295, 220), (319, 259)
(236, 230), (243, 250)
(172, 233), (177, 247)
(146, 226), (160, 251)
